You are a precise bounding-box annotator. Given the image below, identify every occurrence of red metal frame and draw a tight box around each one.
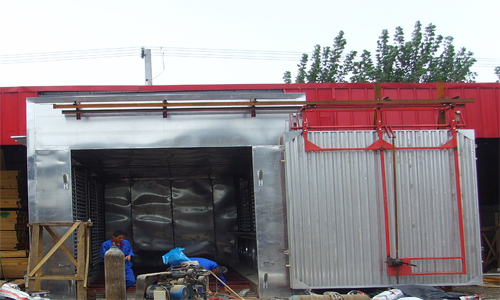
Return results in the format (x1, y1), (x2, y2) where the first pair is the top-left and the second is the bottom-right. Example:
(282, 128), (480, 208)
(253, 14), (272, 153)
(292, 103), (466, 152)
(291, 101), (468, 276)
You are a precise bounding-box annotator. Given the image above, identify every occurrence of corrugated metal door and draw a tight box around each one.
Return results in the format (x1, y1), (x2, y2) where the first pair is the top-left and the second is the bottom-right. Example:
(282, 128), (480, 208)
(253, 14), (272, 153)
(283, 130), (482, 288)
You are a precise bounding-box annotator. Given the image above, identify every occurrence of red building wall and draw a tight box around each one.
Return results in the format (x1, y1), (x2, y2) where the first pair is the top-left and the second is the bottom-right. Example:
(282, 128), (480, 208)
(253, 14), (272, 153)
(1, 83), (499, 145)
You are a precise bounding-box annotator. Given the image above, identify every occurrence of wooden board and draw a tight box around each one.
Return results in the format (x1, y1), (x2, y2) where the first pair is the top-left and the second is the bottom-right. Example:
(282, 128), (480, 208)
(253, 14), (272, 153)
(0, 211), (19, 230)
(483, 275), (500, 285)
(0, 250), (28, 258)
(0, 231), (19, 250)
(0, 171), (18, 189)
(0, 189), (19, 198)
(0, 221), (16, 231)
(0, 199), (21, 208)
(0, 257), (28, 278)
(0, 180), (18, 189)
(0, 171), (19, 179)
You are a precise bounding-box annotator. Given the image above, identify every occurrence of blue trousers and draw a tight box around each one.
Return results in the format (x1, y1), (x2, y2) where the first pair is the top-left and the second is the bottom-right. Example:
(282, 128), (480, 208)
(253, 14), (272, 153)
(125, 267), (136, 289)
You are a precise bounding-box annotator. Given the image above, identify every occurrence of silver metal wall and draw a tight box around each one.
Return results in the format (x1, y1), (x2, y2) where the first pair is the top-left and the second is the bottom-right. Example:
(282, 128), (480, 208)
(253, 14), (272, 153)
(26, 149), (76, 298)
(252, 146), (291, 299)
(283, 130), (482, 289)
(103, 178), (239, 266)
(130, 179), (173, 265)
(26, 92), (481, 298)
(26, 92), (302, 298)
(26, 92), (304, 149)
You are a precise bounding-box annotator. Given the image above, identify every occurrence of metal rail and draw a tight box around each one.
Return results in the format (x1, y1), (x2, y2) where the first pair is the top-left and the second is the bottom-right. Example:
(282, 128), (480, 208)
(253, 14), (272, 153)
(52, 98), (474, 119)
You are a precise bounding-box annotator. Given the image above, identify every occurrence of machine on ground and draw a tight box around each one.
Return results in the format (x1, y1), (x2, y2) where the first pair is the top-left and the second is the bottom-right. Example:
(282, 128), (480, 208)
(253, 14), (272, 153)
(135, 264), (211, 300)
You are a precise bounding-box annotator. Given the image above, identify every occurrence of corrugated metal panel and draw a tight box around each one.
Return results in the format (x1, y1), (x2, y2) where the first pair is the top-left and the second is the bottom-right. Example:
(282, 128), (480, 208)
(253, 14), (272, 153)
(285, 130), (385, 288)
(284, 130), (482, 288)
(461, 86), (500, 138)
(456, 130), (483, 281)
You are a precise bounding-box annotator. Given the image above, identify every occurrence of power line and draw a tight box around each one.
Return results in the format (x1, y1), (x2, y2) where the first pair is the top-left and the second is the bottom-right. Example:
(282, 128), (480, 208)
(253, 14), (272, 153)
(0, 47), (498, 66)
(0, 47), (304, 64)
(0, 47), (138, 64)
(148, 46), (304, 60)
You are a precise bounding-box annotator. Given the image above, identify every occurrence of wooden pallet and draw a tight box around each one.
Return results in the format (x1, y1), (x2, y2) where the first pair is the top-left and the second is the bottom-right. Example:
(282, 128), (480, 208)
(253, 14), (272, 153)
(26, 222), (92, 299)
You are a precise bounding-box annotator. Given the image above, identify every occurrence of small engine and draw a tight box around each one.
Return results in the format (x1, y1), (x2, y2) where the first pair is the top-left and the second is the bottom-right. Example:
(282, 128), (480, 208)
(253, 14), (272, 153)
(136, 265), (210, 300)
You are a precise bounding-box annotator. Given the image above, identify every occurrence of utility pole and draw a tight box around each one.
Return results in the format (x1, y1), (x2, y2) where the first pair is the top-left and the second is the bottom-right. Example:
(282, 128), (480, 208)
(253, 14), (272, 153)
(141, 47), (153, 85)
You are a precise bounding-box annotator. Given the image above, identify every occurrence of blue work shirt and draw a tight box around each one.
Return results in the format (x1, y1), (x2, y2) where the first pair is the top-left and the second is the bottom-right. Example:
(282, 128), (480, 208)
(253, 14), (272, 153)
(188, 257), (226, 286)
(100, 240), (136, 289)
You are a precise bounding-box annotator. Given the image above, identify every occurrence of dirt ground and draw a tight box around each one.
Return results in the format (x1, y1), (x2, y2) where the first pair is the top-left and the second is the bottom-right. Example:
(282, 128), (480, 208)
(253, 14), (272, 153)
(452, 273), (500, 300)
(452, 285), (500, 300)
(4, 278), (500, 300)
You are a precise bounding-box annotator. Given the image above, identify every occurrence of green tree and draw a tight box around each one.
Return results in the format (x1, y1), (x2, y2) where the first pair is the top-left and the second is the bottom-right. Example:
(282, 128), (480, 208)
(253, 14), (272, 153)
(284, 21), (477, 83)
(323, 31), (349, 82)
(307, 45), (322, 82)
(494, 66), (499, 82)
(373, 28), (398, 82)
(295, 53), (308, 83)
(350, 50), (375, 82)
(283, 71), (292, 84)
(282, 31), (355, 83)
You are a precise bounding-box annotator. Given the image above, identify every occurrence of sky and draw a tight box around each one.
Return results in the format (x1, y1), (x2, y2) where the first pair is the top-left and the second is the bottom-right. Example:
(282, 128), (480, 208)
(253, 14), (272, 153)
(0, 0), (498, 87)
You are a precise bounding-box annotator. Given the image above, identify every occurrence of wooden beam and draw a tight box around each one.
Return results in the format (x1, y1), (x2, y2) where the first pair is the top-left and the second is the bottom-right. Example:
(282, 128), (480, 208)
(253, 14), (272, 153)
(26, 222), (92, 296)
(27, 224), (41, 290)
(28, 222), (80, 276)
(76, 224), (87, 299)
(26, 275), (85, 280)
(44, 226), (78, 267)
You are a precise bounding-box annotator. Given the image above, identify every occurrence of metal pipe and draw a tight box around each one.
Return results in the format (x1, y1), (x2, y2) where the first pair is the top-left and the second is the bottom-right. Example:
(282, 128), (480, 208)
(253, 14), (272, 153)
(391, 132), (399, 283)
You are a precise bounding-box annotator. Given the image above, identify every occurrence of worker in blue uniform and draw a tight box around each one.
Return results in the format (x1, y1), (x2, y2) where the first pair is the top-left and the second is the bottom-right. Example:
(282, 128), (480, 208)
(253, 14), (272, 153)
(100, 230), (136, 290)
(188, 257), (229, 293)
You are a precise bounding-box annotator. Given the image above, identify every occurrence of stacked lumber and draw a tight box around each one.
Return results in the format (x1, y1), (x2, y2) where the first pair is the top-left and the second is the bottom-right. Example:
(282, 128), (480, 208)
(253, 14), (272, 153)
(0, 171), (22, 210)
(0, 251), (29, 278)
(0, 170), (29, 279)
(481, 274), (500, 287)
